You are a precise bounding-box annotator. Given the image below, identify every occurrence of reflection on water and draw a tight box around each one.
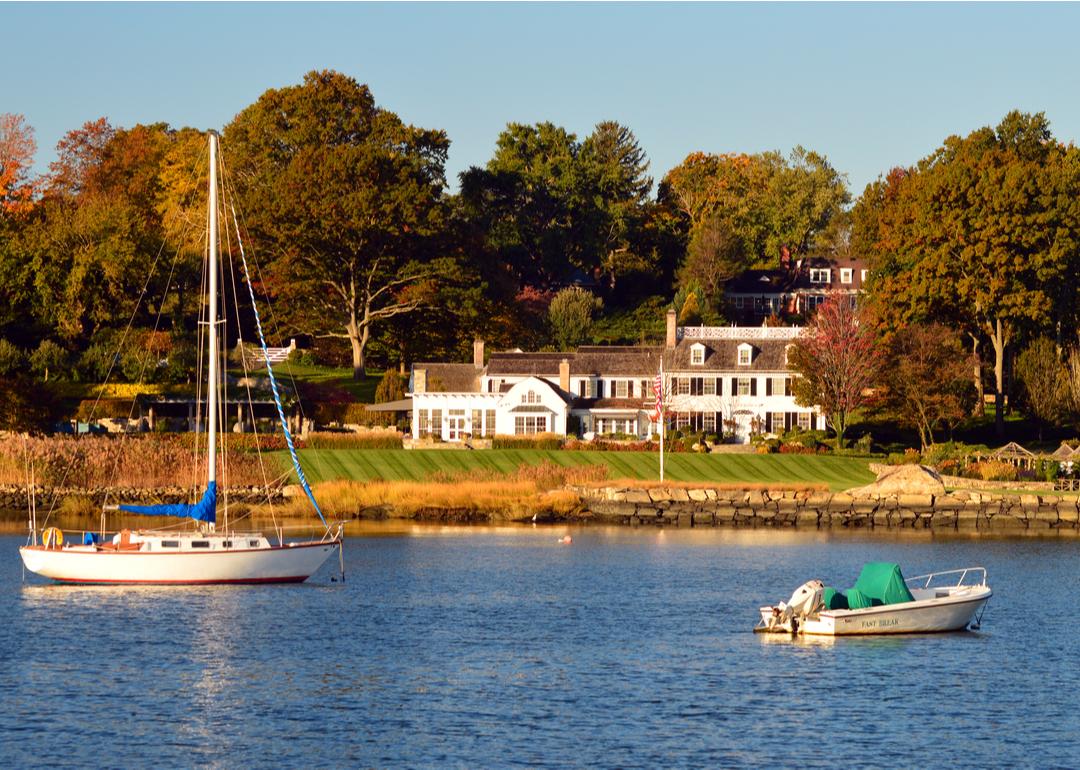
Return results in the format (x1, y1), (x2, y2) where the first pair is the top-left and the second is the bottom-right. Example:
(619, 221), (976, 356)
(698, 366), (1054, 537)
(4, 526), (1080, 767)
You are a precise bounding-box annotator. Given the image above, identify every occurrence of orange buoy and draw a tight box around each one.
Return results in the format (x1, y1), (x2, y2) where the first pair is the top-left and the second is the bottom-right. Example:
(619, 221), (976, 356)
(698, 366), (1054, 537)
(559, 535), (573, 545)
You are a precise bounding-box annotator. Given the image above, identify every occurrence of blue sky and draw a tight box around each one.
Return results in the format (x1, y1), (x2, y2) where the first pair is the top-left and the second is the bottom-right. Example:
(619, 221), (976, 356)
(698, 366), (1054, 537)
(4, 2), (1079, 197)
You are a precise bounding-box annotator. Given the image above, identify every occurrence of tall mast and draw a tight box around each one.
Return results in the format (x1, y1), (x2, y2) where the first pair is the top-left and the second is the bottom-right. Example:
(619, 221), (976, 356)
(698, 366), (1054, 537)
(207, 132), (219, 488)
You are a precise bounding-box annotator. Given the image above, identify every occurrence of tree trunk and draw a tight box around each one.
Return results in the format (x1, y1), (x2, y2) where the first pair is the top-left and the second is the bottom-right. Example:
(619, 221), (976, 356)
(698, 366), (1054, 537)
(347, 316), (367, 382)
(990, 318), (1006, 439)
(970, 334), (985, 417)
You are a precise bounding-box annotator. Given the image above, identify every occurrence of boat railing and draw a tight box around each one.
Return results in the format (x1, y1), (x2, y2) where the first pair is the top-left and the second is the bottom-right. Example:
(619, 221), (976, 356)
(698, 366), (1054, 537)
(904, 567), (987, 590)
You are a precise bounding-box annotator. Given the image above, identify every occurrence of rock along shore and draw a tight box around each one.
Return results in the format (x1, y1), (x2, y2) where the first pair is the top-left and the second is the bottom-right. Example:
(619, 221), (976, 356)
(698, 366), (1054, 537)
(567, 485), (1079, 530)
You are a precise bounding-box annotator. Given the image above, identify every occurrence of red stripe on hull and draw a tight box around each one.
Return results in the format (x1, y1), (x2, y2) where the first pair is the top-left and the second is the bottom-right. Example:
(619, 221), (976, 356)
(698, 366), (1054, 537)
(49, 575), (312, 585)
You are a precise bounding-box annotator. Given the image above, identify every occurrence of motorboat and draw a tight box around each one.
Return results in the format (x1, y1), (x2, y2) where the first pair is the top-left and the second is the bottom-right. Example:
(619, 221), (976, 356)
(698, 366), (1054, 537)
(755, 563), (991, 636)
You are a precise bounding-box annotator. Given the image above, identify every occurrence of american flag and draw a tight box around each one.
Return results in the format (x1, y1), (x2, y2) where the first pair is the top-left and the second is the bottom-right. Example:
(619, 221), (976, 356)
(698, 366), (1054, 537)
(652, 365), (664, 424)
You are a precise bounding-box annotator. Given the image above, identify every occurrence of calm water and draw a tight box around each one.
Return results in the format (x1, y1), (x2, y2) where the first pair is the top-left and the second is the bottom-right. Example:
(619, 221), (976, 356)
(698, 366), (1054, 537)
(2, 524), (1078, 769)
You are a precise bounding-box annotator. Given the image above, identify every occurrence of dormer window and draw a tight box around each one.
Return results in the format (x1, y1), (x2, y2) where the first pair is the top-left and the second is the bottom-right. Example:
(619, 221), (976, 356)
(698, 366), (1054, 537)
(809, 268), (831, 284)
(690, 343), (705, 366)
(737, 343), (753, 366)
(522, 390), (540, 404)
(840, 268), (852, 284)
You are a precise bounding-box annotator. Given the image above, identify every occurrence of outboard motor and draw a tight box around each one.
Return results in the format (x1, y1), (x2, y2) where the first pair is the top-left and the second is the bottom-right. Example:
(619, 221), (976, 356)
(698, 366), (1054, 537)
(763, 580), (824, 633)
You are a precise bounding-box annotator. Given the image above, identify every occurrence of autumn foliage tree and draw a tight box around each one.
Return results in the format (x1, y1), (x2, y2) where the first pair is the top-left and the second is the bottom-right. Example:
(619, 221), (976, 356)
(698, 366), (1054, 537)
(225, 70), (451, 380)
(0, 113), (37, 215)
(877, 323), (976, 450)
(789, 294), (881, 447)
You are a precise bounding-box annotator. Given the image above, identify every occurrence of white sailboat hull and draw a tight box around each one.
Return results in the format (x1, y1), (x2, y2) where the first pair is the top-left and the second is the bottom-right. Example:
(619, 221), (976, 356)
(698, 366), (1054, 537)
(19, 541), (339, 585)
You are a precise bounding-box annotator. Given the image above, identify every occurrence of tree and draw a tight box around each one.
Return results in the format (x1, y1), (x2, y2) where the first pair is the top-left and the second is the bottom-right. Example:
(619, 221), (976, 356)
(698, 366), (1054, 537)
(789, 293), (882, 447)
(374, 369), (406, 403)
(548, 286), (602, 350)
(855, 112), (1080, 437)
(878, 323), (976, 450)
(29, 339), (70, 382)
(1015, 337), (1068, 441)
(45, 117), (114, 198)
(225, 70), (450, 380)
(0, 113), (36, 215)
(676, 213), (746, 311)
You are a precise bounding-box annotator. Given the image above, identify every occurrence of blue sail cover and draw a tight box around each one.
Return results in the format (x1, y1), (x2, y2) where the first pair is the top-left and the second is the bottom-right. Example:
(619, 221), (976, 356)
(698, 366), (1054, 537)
(119, 482), (217, 523)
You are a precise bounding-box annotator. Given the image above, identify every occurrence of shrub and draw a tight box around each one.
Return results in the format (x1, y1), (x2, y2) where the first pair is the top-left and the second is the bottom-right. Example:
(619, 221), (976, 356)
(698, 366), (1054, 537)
(76, 398), (136, 421)
(0, 339), (25, 376)
(30, 340), (70, 382)
(305, 431), (403, 450)
(887, 449), (922, 466)
(1041, 459), (1060, 483)
(971, 460), (1019, 483)
(491, 433), (563, 450)
(853, 433), (873, 454)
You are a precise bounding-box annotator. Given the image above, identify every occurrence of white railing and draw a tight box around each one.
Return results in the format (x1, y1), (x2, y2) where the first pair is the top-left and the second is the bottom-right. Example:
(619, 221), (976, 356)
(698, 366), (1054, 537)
(679, 326), (803, 341)
(904, 567), (987, 590)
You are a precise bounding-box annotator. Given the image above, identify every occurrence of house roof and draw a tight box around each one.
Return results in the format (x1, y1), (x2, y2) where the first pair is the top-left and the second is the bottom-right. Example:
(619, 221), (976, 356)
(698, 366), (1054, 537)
(414, 363), (481, 392)
(484, 346), (663, 377)
(666, 338), (792, 372)
(726, 257), (868, 295)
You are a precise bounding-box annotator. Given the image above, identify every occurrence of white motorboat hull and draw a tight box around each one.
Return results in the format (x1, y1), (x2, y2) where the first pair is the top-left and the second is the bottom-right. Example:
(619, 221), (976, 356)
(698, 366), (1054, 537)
(758, 586), (991, 636)
(19, 540), (339, 585)
(798, 588), (991, 636)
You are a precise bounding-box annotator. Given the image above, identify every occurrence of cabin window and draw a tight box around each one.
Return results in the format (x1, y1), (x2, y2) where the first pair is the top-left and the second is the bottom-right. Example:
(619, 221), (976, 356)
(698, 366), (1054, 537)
(161, 540), (179, 549)
(191, 541), (210, 549)
(249, 540), (261, 548)
(222, 541), (233, 548)
(840, 268), (853, 284)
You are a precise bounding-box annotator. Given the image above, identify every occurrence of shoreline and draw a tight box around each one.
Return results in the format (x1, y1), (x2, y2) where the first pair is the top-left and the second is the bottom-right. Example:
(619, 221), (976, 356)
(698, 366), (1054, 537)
(3, 481), (1077, 533)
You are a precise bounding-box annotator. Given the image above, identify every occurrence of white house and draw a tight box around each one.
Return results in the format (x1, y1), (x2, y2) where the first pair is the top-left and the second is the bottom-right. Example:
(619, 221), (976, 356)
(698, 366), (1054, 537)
(408, 310), (822, 444)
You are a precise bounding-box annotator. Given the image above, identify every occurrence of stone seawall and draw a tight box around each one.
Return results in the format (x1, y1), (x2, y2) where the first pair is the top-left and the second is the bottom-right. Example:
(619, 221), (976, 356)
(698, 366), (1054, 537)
(0, 485), (284, 515)
(570, 485), (1080, 530)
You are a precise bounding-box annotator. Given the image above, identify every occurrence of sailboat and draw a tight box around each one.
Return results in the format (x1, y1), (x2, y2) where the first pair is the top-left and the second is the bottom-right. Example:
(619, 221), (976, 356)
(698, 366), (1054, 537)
(19, 132), (342, 584)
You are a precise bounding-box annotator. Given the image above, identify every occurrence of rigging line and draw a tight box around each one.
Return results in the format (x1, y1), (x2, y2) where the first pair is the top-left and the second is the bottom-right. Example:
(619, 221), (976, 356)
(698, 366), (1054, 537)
(217, 157), (334, 503)
(37, 143), (210, 532)
(220, 178), (282, 539)
(226, 198), (328, 530)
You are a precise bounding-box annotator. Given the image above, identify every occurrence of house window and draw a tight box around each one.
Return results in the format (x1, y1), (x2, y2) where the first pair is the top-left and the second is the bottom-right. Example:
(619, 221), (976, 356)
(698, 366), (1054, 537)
(861, 269), (868, 283)
(738, 346), (752, 366)
(807, 295), (826, 310)
(581, 379), (594, 398)
(798, 412), (811, 430)
(734, 296), (745, 309)
(522, 390), (540, 404)
(737, 377), (751, 396)
(703, 377), (716, 395)
(676, 377), (689, 395)
(703, 412), (716, 432)
(640, 380), (650, 400)
(514, 416), (546, 435)
(770, 413), (785, 433)
(809, 268), (831, 284)
(770, 376), (786, 396)
(485, 409), (496, 436)
(419, 410), (430, 434)
(691, 345), (705, 366)
(431, 409), (442, 436)
(615, 380), (628, 398)
(471, 409), (482, 434)
(840, 268), (853, 284)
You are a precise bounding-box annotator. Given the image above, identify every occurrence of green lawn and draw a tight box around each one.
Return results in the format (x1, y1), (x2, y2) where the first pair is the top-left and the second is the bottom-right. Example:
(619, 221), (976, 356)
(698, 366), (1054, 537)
(283, 449), (876, 491)
(238, 363), (382, 402)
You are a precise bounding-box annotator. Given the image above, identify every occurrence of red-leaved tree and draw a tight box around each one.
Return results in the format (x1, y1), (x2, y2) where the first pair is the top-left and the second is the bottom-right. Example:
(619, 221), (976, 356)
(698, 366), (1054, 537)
(0, 113), (37, 214)
(789, 293), (882, 447)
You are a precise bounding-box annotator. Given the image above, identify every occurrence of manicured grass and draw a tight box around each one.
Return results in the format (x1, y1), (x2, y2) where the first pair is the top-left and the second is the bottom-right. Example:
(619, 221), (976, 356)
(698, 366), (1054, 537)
(238, 363), (382, 401)
(283, 449), (876, 491)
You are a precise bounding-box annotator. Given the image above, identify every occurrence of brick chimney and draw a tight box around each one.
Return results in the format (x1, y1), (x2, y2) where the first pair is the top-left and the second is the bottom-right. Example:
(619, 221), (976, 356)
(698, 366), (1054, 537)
(666, 308), (678, 348)
(473, 339), (484, 368)
(559, 358), (570, 392)
(413, 367), (427, 394)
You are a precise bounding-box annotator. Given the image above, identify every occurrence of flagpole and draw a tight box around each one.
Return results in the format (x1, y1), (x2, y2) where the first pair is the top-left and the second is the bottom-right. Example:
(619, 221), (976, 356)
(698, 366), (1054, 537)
(659, 357), (665, 483)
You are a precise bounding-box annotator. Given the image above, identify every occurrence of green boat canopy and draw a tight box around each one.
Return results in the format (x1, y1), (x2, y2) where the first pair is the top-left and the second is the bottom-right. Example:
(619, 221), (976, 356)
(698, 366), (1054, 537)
(822, 562), (915, 611)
